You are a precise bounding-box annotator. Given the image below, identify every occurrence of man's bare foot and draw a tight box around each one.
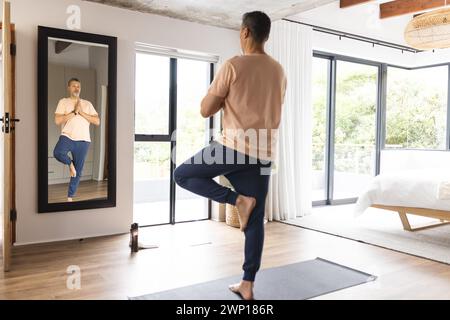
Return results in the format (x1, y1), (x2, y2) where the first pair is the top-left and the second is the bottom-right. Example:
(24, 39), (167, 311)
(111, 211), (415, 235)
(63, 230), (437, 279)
(67, 197), (73, 202)
(235, 195), (256, 231)
(69, 162), (77, 177)
(228, 280), (254, 300)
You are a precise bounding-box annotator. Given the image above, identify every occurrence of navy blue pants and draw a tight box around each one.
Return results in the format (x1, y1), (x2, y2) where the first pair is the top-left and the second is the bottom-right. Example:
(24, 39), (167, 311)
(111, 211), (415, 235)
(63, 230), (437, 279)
(53, 135), (90, 198)
(174, 141), (272, 281)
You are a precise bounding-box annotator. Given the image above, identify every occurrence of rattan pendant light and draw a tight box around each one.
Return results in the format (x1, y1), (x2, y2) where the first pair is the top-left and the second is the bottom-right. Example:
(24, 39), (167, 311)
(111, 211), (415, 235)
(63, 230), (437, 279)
(405, 7), (450, 50)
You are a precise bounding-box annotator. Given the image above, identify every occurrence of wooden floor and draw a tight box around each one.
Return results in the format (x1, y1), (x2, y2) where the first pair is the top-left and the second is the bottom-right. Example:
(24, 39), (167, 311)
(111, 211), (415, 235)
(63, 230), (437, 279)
(1, 220), (450, 299)
(48, 180), (108, 203)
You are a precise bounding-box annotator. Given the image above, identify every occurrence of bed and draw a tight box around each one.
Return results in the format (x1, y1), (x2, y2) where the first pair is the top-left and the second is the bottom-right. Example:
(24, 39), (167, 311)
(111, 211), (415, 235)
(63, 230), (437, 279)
(354, 169), (450, 231)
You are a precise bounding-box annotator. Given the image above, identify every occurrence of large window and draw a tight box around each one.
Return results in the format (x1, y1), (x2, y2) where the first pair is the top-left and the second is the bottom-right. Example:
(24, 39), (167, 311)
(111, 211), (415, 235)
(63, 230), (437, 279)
(386, 66), (448, 150)
(135, 54), (170, 136)
(312, 52), (450, 206)
(134, 52), (213, 226)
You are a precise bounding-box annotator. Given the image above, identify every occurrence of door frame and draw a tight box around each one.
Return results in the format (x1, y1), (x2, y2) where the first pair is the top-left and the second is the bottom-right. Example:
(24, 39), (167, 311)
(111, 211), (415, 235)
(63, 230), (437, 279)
(0, 22), (16, 243)
(1, 0), (16, 272)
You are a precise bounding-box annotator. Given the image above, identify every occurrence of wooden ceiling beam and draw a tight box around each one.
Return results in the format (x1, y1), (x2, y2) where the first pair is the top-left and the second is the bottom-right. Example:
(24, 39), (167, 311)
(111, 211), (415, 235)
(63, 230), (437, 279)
(340, 0), (373, 8)
(380, 0), (450, 19)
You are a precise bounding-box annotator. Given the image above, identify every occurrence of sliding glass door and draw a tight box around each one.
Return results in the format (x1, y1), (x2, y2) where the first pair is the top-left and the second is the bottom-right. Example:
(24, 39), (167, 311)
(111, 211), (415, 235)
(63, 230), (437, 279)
(175, 58), (211, 222)
(312, 58), (329, 202)
(134, 52), (213, 226)
(312, 55), (379, 204)
(134, 142), (171, 225)
(333, 60), (378, 200)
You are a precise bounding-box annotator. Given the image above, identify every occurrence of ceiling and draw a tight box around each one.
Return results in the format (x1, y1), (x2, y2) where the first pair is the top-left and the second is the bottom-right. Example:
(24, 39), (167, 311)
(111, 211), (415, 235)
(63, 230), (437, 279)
(288, 1), (415, 46)
(84, 0), (337, 29)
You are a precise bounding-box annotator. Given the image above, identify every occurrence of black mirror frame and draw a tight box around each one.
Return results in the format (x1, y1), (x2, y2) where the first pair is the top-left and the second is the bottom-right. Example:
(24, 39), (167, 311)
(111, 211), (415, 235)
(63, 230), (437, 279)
(37, 26), (117, 213)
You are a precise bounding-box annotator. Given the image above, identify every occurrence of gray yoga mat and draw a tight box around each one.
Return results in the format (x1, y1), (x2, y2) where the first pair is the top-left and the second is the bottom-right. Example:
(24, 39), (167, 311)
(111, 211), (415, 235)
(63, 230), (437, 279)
(129, 257), (376, 300)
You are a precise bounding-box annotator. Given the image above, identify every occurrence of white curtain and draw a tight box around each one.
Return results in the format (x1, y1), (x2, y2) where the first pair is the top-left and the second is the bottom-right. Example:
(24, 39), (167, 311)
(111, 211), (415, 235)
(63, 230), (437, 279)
(265, 20), (313, 221)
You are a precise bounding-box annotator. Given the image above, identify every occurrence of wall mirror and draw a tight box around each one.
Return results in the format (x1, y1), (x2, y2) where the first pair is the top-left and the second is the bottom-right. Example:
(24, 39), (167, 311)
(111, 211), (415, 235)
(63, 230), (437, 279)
(38, 26), (117, 212)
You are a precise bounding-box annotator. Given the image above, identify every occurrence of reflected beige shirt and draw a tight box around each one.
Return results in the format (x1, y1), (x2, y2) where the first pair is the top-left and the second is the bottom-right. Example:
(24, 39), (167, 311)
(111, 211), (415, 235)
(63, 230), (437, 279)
(208, 53), (287, 161)
(55, 98), (98, 142)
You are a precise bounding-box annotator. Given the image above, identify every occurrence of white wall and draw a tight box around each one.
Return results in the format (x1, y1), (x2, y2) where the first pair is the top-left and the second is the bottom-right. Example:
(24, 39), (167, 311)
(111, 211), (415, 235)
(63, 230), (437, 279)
(415, 49), (450, 67)
(9, 0), (239, 245)
(288, 1), (450, 68)
(310, 31), (417, 67)
(317, 32), (450, 69)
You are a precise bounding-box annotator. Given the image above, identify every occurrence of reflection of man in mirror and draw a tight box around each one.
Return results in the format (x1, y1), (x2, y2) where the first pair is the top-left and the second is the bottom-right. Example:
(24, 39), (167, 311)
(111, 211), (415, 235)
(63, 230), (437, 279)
(53, 78), (100, 202)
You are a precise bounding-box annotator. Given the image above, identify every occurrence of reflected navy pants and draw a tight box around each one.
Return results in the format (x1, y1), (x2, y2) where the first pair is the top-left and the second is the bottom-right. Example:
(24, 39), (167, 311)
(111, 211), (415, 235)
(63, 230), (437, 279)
(53, 135), (90, 198)
(174, 141), (272, 281)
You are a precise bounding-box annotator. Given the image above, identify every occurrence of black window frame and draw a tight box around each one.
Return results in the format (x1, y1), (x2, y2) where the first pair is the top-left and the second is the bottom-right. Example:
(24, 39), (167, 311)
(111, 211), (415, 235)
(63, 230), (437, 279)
(312, 50), (450, 207)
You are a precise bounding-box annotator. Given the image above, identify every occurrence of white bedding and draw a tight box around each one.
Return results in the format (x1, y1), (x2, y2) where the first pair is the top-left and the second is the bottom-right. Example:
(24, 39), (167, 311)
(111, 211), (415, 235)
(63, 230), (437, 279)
(354, 169), (450, 216)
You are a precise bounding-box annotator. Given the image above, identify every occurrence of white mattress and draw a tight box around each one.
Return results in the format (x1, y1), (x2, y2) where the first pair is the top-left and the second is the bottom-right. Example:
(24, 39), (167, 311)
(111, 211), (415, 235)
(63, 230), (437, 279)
(354, 169), (450, 216)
